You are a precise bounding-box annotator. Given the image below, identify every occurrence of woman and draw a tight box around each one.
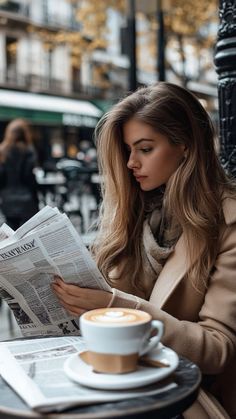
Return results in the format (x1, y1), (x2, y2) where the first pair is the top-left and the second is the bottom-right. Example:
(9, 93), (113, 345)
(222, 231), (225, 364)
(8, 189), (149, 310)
(0, 118), (39, 229)
(52, 83), (236, 418)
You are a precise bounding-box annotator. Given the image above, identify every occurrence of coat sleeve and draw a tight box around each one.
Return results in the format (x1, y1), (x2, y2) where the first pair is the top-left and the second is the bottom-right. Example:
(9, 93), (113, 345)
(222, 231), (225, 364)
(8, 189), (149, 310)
(21, 151), (37, 186)
(108, 223), (236, 375)
(0, 163), (6, 189)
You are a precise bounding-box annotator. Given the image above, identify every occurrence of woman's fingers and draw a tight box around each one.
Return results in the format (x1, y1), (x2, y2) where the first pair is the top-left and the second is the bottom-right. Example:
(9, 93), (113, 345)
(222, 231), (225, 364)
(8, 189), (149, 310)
(53, 284), (84, 307)
(53, 278), (83, 297)
(54, 275), (63, 282)
(58, 299), (86, 316)
(51, 277), (113, 311)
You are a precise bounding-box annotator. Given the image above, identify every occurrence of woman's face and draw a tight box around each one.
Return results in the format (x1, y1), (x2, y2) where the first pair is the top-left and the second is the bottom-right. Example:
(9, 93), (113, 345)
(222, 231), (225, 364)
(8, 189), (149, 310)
(123, 119), (185, 191)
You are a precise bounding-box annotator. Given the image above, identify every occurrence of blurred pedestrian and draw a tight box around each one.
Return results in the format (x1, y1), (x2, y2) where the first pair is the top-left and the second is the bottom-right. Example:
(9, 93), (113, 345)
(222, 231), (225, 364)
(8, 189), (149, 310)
(0, 118), (39, 230)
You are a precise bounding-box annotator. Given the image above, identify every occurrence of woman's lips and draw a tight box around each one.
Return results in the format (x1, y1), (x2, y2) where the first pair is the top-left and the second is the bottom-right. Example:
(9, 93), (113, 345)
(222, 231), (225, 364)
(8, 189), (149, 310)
(135, 175), (147, 181)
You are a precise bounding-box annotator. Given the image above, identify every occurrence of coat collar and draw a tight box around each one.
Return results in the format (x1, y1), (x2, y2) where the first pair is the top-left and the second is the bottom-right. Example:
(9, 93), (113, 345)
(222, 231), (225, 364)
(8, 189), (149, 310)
(149, 234), (190, 308)
(149, 195), (236, 308)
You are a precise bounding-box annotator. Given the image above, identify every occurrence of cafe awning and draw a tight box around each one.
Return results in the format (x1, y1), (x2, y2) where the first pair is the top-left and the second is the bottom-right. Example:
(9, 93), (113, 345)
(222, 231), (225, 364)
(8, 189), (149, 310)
(0, 89), (103, 127)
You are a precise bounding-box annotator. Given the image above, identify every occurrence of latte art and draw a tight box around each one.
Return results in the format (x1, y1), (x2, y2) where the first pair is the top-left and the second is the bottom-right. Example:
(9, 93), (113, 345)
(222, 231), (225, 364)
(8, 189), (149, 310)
(90, 312), (138, 323)
(84, 308), (151, 325)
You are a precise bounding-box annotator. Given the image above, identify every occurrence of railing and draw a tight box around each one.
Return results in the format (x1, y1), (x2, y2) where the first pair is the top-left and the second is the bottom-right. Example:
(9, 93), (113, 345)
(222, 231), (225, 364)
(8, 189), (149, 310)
(2, 72), (69, 94)
(0, 71), (124, 99)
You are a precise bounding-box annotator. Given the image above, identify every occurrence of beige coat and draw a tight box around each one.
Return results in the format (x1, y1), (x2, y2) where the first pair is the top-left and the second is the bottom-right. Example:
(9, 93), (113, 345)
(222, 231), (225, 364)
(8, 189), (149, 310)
(108, 196), (236, 418)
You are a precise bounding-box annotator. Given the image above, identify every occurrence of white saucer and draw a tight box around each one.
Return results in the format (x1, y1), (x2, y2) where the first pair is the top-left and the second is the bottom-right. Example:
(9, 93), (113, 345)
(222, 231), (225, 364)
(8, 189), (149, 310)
(64, 344), (179, 390)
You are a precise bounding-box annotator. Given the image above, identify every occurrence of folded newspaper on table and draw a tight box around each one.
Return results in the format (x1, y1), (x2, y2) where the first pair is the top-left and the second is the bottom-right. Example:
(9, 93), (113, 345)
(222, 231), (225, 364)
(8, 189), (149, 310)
(0, 336), (177, 412)
(0, 206), (111, 337)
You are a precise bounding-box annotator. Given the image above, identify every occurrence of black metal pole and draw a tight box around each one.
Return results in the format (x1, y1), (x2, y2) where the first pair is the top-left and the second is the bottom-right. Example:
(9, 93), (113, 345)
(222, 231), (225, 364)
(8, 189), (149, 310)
(127, 0), (137, 91)
(157, 0), (165, 81)
(214, 0), (236, 176)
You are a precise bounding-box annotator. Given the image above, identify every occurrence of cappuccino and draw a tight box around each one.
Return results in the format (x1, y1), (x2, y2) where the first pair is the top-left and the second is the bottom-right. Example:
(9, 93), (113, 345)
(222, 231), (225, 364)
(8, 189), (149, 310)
(83, 308), (151, 325)
(80, 308), (164, 374)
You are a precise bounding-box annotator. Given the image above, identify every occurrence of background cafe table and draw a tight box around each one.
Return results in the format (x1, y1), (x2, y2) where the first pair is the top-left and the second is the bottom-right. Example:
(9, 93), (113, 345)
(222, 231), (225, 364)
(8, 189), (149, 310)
(0, 345), (201, 419)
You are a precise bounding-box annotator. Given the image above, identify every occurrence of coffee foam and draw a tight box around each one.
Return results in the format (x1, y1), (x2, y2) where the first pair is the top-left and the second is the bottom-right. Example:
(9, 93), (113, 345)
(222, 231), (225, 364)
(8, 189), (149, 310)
(84, 308), (150, 325)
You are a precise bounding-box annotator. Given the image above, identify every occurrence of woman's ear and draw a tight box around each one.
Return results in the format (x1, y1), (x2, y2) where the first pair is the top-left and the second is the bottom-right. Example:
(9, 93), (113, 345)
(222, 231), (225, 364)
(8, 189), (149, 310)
(180, 144), (188, 158)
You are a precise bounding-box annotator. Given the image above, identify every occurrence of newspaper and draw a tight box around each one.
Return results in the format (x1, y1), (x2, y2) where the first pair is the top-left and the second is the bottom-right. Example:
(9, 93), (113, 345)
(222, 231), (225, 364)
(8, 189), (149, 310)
(0, 206), (111, 337)
(0, 336), (177, 412)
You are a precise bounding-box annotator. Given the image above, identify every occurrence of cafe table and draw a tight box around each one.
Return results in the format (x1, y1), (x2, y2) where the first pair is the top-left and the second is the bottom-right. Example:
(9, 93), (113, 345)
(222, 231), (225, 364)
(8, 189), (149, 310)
(0, 344), (201, 419)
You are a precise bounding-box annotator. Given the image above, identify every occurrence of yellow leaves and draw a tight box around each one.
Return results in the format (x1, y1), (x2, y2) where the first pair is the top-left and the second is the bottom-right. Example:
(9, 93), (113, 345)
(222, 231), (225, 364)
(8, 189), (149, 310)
(6, 41), (17, 56)
(55, 31), (83, 44)
(89, 39), (107, 50)
(43, 42), (53, 51)
(26, 0), (218, 80)
(93, 65), (111, 88)
(165, 0), (218, 35)
(28, 0), (123, 70)
(71, 55), (82, 68)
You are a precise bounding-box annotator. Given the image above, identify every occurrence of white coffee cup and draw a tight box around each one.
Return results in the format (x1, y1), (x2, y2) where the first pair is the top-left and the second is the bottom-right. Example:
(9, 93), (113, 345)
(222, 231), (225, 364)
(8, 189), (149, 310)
(80, 307), (164, 374)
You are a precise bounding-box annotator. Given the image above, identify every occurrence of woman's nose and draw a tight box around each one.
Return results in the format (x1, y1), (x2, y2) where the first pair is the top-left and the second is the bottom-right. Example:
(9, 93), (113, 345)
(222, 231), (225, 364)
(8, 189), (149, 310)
(127, 154), (140, 169)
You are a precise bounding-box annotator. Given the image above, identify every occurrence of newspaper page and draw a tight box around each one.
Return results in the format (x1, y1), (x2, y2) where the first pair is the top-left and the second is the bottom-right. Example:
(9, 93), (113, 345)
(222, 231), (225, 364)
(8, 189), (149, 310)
(0, 223), (14, 242)
(0, 206), (60, 248)
(0, 336), (177, 412)
(0, 206), (111, 337)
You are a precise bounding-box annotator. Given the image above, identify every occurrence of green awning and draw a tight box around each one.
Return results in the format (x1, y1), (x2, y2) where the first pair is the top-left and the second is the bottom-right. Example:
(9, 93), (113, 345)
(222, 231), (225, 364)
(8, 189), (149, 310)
(0, 89), (102, 127)
(91, 99), (115, 113)
(0, 106), (62, 125)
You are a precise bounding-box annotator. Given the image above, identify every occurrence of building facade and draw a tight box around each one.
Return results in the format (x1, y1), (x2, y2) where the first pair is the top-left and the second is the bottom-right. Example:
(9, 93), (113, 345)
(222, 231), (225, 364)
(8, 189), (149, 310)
(0, 0), (219, 166)
(0, 0), (127, 166)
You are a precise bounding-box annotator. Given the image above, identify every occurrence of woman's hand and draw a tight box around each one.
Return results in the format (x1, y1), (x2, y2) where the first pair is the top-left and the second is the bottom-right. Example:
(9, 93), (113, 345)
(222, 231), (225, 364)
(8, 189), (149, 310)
(51, 276), (113, 316)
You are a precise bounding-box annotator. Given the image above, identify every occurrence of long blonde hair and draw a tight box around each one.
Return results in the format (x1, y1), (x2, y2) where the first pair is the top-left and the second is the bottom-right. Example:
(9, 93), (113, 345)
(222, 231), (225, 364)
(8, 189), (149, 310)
(92, 82), (235, 290)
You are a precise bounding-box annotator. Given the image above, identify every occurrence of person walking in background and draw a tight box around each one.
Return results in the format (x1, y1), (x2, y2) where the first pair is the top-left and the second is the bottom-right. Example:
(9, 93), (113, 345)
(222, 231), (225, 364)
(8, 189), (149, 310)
(52, 83), (236, 418)
(0, 118), (39, 230)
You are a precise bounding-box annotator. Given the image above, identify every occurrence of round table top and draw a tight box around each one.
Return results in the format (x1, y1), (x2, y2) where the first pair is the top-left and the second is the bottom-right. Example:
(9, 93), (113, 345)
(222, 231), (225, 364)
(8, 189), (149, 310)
(0, 355), (201, 419)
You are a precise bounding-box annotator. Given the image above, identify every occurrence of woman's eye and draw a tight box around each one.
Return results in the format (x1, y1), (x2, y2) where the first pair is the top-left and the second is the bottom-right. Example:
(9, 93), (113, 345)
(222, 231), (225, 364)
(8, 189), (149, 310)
(140, 148), (152, 153)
